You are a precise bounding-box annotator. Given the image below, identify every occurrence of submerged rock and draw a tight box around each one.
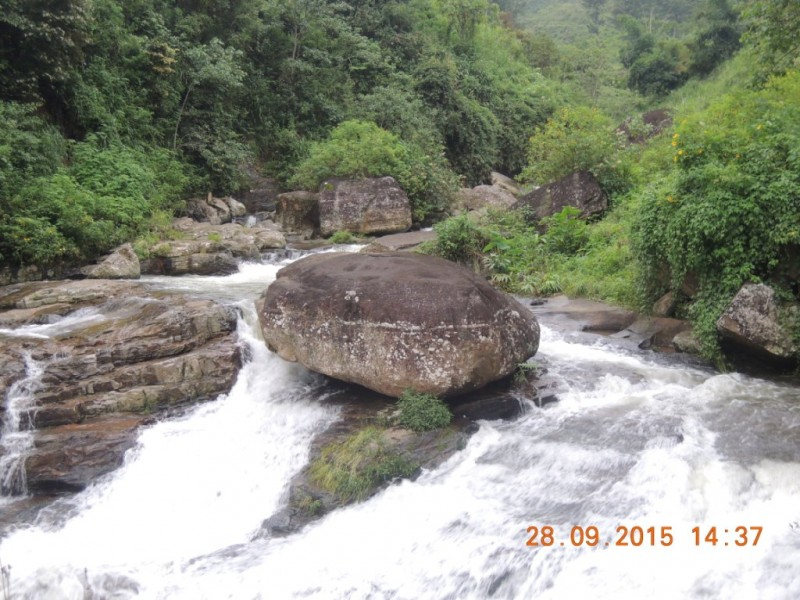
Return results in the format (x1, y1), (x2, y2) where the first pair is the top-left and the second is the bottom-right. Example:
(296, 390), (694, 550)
(258, 368), (549, 537)
(258, 252), (540, 397)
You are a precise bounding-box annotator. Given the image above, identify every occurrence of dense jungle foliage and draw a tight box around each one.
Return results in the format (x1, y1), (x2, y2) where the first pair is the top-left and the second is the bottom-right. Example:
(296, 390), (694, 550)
(1, 0), (798, 363)
(1, 0), (557, 264)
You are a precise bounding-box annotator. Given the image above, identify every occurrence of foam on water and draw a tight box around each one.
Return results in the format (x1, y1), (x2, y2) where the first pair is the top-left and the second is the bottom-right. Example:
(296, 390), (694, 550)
(1, 259), (799, 599)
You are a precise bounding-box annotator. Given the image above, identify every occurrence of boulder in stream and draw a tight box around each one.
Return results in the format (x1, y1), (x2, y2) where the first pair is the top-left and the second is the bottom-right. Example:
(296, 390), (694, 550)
(318, 177), (412, 237)
(258, 252), (540, 397)
(716, 283), (798, 365)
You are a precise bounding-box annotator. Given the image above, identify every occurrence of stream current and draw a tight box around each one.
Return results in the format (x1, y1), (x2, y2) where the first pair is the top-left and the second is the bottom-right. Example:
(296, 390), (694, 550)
(1, 251), (799, 599)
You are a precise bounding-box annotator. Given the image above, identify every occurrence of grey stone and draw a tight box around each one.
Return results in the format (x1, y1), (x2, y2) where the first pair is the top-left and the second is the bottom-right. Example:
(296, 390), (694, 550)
(716, 283), (798, 362)
(258, 252), (540, 397)
(84, 244), (141, 280)
(318, 177), (412, 237)
(513, 170), (607, 223)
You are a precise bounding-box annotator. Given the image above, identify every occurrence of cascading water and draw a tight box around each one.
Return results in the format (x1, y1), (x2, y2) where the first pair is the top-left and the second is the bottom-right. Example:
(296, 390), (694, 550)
(0, 256), (799, 599)
(0, 355), (44, 496)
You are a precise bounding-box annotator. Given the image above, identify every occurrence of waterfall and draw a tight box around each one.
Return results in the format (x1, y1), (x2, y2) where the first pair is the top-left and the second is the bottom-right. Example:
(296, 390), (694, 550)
(0, 355), (44, 496)
(0, 259), (798, 599)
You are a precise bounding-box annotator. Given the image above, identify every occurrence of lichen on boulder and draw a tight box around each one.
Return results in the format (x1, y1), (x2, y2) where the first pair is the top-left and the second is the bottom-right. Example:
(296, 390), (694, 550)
(258, 251), (540, 397)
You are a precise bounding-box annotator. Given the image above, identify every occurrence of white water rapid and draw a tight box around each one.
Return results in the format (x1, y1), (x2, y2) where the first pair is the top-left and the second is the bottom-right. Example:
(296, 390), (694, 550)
(1, 256), (799, 600)
(0, 356), (44, 496)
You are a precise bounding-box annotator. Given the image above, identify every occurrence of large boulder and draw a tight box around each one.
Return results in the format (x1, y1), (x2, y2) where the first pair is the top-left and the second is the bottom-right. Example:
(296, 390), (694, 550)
(716, 283), (798, 364)
(141, 242), (239, 276)
(491, 172), (522, 196)
(82, 243), (141, 280)
(276, 191), (319, 238)
(258, 252), (540, 397)
(186, 194), (232, 225)
(453, 184), (517, 214)
(513, 170), (607, 223)
(318, 177), (412, 237)
(240, 175), (282, 214)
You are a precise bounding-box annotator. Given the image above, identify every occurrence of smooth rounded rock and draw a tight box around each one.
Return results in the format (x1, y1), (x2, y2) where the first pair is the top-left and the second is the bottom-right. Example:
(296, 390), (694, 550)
(258, 252), (540, 397)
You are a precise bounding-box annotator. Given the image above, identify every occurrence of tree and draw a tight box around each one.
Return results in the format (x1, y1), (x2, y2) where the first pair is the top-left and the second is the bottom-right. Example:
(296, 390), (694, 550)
(627, 44), (688, 96)
(743, 0), (800, 76)
(172, 39), (248, 191)
(690, 0), (741, 77)
(582, 0), (607, 28)
(0, 0), (89, 126)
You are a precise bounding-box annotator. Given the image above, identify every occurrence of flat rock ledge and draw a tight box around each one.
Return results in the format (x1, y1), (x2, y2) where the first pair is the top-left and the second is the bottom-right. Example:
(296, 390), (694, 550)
(0, 279), (241, 494)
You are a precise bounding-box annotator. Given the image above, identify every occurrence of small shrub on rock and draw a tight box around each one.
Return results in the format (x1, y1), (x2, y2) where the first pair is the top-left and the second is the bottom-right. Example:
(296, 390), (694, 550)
(329, 230), (356, 244)
(309, 427), (417, 502)
(397, 390), (452, 432)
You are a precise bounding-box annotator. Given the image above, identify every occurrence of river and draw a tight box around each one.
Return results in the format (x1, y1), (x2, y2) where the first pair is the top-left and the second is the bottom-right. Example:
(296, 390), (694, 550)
(1, 253), (799, 599)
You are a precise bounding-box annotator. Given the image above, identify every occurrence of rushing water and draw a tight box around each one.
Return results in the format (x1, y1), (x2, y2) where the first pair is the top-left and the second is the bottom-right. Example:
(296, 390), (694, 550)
(1, 256), (799, 599)
(0, 356), (44, 496)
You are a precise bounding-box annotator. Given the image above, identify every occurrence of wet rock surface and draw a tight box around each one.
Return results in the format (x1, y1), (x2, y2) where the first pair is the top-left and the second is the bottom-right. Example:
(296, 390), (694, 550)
(259, 370), (553, 537)
(0, 279), (241, 494)
(259, 252), (540, 398)
(361, 230), (437, 253)
(140, 217), (286, 276)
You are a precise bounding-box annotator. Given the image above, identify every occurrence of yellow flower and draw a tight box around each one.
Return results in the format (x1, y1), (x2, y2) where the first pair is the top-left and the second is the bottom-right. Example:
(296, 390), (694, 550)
(677, 149), (684, 156)
(671, 141), (678, 147)
(673, 133), (680, 139)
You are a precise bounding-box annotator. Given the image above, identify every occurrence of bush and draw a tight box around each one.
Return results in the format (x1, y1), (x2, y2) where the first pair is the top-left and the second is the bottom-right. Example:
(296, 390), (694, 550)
(432, 214), (488, 265)
(397, 390), (452, 432)
(289, 120), (458, 223)
(0, 102), (65, 200)
(632, 70), (800, 360)
(519, 106), (619, 186)
(329, 230), (356, 244)
(0, 137), (190, 267)
(541, 207), (589, 255)
(627, 47), (689, 97)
